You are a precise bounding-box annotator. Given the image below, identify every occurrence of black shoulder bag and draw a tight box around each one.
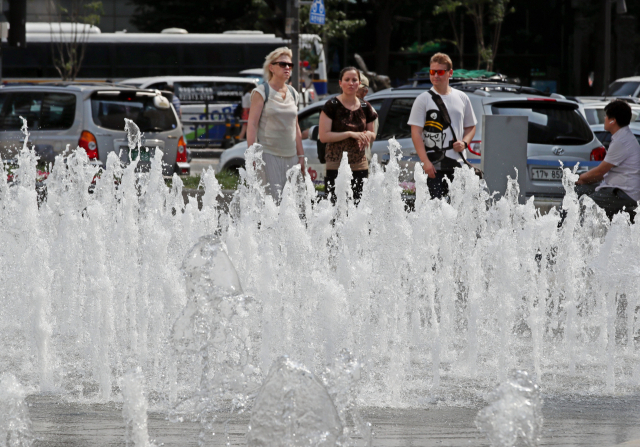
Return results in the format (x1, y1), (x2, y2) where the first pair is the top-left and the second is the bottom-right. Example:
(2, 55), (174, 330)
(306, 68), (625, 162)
(428, 90), (483, 179)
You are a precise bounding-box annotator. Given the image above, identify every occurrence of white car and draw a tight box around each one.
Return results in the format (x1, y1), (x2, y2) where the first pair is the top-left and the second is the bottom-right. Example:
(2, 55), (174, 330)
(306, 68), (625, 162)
(580, 99), (640, 126)
(238, 69), (264, 84)
(604, 76), (640, 98)
(219, 99), (329, 182)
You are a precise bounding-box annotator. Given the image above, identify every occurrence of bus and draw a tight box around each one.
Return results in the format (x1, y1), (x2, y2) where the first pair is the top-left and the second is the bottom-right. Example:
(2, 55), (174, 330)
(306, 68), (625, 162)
(1, 24), (328, 95)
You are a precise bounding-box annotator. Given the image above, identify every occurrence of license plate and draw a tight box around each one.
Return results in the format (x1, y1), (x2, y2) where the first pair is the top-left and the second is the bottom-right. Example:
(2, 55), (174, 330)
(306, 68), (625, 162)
(121, 146), (152, 162)
(531, 167), (563, 181)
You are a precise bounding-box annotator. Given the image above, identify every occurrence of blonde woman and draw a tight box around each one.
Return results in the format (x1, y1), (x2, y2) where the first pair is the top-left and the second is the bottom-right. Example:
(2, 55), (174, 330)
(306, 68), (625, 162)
(247, 47), (305, 200)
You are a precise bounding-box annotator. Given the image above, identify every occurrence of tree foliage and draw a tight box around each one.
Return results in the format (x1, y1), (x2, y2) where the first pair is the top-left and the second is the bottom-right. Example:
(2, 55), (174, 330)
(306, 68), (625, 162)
(299, 0), (365, 41)
(129, 0), (262, 33)
(434, 0), (513, 70)
(49, 0), (103, 80)
(433, 0), (464, 67)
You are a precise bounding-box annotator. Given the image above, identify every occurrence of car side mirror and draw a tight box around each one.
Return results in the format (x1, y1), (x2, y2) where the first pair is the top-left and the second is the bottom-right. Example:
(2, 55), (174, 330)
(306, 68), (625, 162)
(309, 125), (319, 142)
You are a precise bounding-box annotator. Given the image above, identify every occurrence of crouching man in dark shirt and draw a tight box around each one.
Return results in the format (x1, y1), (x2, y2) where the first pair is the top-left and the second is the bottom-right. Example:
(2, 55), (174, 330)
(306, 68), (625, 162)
(575, 100), (640, 219)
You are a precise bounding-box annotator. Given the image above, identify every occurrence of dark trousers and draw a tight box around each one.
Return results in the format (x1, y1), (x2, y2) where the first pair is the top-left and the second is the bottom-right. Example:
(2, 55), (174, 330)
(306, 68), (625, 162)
(427, 171), (454, 199)
(325, 169), (368, 204)
(575, 184), (637, 221)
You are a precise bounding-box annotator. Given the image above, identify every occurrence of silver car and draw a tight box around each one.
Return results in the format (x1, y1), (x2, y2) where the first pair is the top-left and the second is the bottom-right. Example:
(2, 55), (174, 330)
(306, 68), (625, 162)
(0, 84), (190, 176)
(359, 82), (603, 200)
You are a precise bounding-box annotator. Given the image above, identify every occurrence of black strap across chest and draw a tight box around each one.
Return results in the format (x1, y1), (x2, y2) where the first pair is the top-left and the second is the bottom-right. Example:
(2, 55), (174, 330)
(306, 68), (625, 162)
(428, 89), (476, 170)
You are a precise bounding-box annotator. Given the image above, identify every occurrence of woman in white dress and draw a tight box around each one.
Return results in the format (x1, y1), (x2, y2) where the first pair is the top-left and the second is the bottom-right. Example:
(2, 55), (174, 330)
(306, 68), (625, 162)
(246, 47), (305, 200)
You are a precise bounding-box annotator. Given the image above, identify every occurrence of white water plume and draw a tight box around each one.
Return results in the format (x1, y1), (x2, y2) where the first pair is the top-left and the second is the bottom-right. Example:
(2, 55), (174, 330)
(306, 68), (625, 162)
(122, 367), (156, 447)
(475, 370), (543, 447)
(0, 373), (35, 447)
(247, 356), (343, 447)
(0, 128), (638, 415)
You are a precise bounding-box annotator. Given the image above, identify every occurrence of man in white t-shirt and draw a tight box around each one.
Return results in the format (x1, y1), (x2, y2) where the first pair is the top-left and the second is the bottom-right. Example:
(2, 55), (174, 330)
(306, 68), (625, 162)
(576, 100), (640, 219)
(407, 52), (477, 198)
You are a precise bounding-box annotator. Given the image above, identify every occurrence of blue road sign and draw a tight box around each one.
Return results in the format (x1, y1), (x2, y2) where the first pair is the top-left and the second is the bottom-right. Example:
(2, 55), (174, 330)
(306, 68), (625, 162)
(309, 0), (325, 25)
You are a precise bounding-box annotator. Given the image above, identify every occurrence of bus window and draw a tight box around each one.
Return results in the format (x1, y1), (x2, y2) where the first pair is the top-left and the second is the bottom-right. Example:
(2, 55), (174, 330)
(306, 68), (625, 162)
(80, 43), (113, 78)
(147, 82), (168, 91)
(183, 44), (245, 74)
(114, 44), (180, 77)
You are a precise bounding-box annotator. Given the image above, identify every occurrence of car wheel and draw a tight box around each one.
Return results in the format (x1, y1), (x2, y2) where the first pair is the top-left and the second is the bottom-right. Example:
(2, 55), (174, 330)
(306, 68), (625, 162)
(223, 158), (245, 173)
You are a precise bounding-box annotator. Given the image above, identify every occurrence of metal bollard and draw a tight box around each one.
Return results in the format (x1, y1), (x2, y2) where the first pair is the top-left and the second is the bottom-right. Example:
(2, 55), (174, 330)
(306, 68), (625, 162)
(233, 119), (242, 141)
(221, 118), (233, 149)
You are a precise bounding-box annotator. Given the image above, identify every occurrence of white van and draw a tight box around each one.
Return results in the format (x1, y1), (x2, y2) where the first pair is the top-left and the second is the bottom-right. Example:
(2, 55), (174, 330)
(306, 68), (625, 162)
(120, 76), (257, 145)
(604, 76), (640, 98)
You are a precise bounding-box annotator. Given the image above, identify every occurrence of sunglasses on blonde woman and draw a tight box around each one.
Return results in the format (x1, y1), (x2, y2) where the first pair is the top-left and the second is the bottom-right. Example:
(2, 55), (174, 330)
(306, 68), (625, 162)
(272, 62), (294, 69)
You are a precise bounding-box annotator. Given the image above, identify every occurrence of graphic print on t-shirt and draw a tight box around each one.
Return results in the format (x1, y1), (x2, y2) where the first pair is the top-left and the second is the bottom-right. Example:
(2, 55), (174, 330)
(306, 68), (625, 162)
(422, 109), (449, 151)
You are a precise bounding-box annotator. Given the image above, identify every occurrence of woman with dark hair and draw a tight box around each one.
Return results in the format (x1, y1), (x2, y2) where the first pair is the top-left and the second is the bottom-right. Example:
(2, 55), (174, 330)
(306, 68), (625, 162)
(319, 66), (378, 203)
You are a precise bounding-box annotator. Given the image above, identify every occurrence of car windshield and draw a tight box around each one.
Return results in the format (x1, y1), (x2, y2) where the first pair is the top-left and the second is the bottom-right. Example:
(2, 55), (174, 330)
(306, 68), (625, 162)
(91, 91), (177, 132)
(492, 102), (593, 145)
(605, 81), (640, 97)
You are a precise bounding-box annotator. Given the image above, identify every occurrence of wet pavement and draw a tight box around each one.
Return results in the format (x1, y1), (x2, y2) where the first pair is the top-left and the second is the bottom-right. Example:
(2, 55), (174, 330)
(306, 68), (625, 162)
(27, 395), (640, 446)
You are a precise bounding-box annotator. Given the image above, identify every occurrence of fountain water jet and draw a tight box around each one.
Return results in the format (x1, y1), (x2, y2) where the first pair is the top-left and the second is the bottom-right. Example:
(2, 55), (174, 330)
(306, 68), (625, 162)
(121, 367), (156, 447)
(0, 123), (638, 426)
(475, 370), (543, 447)
(0, 373), (35, 447)
(247, 356), (343, 447)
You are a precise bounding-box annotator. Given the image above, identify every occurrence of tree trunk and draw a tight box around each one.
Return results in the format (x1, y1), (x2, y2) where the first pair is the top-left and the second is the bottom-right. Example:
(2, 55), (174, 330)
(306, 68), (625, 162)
(447, 11), (462, 68)
(459, 12), (464, 69)
(467, 3), (486, 69)
(373, 0), (398, 76)
(374, 13), (392, 74)
(489, 20), (503, 72)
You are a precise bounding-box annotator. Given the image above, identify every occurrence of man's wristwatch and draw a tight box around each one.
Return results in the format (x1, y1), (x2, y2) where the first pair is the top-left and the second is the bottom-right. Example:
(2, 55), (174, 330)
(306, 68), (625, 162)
(463, 141), (469, 149)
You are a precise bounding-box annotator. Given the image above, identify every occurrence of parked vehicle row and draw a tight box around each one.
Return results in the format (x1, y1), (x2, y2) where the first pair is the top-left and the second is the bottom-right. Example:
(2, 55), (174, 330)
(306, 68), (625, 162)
(220, 80), (604, 200)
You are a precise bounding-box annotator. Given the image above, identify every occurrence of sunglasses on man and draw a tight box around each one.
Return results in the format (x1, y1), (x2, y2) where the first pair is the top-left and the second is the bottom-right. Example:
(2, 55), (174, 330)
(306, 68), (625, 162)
(272, 62), (294, 69)
(429, 69), (449, 76)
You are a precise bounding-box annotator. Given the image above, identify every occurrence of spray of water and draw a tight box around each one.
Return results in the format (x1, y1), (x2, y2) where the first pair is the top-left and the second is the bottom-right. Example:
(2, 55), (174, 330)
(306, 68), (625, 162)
(121, 367), (157, 447)
(170, 235), (262, 445)
(0, 125), (638, 418)
(0, 373), (35, 447)
(247, 356), (343, 447)
(475, 370), (543, 447)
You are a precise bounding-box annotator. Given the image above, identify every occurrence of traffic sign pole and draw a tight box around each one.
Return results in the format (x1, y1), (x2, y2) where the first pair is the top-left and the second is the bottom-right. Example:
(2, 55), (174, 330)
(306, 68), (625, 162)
(288, 0), (300, 92)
